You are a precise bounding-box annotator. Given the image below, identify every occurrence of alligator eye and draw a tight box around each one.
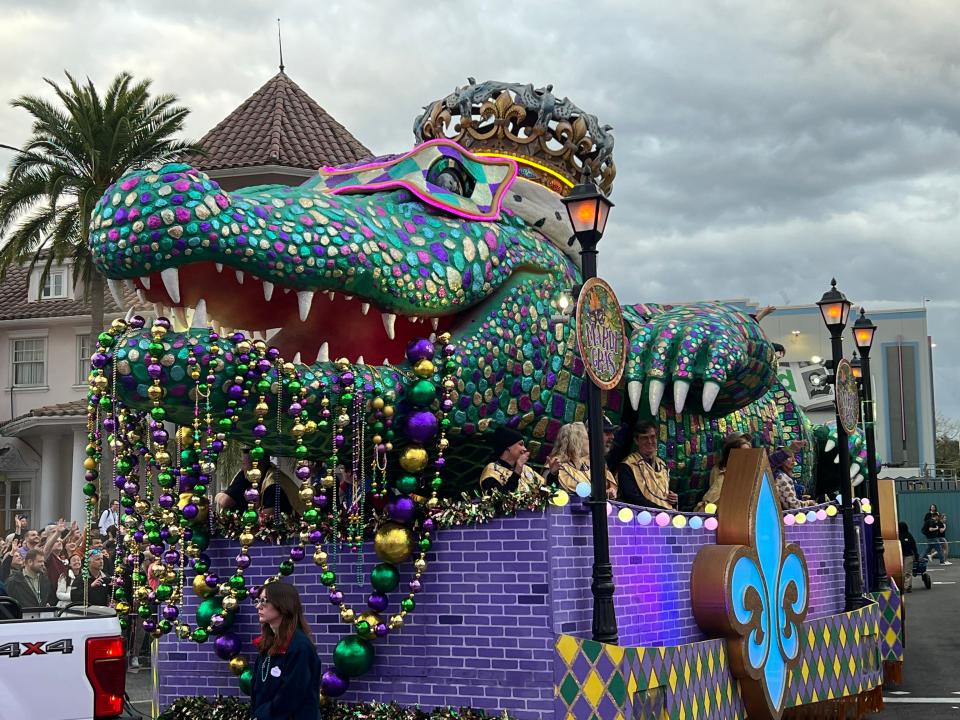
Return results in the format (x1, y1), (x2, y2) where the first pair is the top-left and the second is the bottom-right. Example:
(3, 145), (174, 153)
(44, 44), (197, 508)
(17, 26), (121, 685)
(426, 157), (476, 198)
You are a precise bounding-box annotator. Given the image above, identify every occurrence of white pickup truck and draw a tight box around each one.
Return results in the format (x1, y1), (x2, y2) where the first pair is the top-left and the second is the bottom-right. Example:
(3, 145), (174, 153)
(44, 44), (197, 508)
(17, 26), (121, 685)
(0, 596), (135, 720)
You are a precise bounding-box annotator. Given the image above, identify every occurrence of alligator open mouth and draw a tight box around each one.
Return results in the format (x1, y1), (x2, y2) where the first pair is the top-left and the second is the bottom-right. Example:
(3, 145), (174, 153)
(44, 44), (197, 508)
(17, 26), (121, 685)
(116, 262), (460, 365)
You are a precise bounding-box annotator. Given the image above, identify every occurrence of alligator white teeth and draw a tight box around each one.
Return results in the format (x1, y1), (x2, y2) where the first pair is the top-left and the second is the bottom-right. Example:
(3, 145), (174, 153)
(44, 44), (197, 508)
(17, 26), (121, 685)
(139, 275), (151, 289)
(382, 312), (396, 340)
(356, 355), (364, 365)
(235, 270), (244, 285)
(673, 381), (690, 414)
(431, 318), (439, 330)
(292, 352), (302, 364)
(824, 439), (836, 452)
(316, 342), (329, 363)
(172, 306), (187, 330)
(296, 291), (315, 322)
(849, 463), (859, 478)
(382, 357), (390, 365)
(124, 307), (134, 322)
(262, 281), (274, 302)
(409, 316), (419, 323)
(429, 332), (437, 342)
(326, 291), (336, 301)
(283, 287), (291, 294)
(833, 455), (840, 464)
(160, 267), (181, 303)
(136, 289), (147, 305)
(852, 472), (864, 487)
(345, 295), (353, 301)
(190, 299), (208, 328)
(107, 279), (125, 307)
(628, 381), (643, 411)
(215, 263), (223, 273)
(361, 303), (370, 316)
(701, 381), (721, 413)
(648, 379), (666, 415)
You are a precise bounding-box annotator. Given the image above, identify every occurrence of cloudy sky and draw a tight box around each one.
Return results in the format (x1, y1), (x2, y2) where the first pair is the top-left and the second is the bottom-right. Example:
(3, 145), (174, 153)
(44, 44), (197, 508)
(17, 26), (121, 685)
(1, 0), (958, 419)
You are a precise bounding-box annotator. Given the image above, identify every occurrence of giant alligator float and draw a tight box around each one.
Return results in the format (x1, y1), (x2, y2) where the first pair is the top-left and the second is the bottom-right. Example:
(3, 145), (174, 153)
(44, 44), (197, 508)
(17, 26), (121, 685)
(89, 80), (864, 508)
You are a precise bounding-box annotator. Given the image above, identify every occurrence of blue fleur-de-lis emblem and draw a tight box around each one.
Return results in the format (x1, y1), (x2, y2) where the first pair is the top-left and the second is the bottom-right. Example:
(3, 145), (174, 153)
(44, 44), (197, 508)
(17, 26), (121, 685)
(692, 449), (809, 719)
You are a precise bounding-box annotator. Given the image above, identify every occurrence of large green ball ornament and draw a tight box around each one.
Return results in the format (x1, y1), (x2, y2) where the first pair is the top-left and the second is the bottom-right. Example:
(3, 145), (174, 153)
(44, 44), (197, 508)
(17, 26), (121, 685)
(370, 563), (400, 593)
(155, 583), (173, 602)
(238, 668), (254, 695)
(278, 560), (294, 576)
(191, 526), (210, 551)
(196, 597), (235, 633)
(332, 636), (375, 677)
(396, 475), (418, 494)
(192, 628), (209, 643)
(409, 379), (436, 405)
(373, 523), (414, 564)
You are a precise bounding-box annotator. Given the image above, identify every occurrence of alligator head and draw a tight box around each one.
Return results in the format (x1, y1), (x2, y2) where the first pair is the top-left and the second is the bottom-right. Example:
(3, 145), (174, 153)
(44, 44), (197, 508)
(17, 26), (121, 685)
(89, 139), (591, 485)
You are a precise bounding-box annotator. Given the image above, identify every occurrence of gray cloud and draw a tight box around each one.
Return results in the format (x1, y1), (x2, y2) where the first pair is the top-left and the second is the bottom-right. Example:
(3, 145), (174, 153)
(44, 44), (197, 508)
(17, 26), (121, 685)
(1, 0), (958, 417)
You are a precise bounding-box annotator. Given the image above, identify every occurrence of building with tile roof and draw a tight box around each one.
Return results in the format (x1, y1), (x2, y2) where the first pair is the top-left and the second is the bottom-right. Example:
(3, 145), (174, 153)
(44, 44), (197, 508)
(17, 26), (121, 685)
(188, 70), (371, 191)
(0, 71), (372, 535)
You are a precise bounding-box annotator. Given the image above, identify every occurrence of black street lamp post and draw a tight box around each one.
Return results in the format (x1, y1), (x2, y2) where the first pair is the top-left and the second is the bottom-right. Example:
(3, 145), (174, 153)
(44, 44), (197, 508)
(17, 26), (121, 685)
(854, 308), (890, 591)
(817, 279), (868, 611)
(562, 179), (618, 644)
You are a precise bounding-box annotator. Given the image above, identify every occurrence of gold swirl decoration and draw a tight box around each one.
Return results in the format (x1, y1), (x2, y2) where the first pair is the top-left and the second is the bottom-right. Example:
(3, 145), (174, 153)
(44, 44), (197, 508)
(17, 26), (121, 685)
(414, 79), (616, 196)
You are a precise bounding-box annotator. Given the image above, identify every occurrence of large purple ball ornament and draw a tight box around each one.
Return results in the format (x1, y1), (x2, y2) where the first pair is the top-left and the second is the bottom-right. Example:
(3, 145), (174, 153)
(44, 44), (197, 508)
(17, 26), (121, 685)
(405, 411), (438, 444)
(388, 496), (417, 524)
(405, 338), (435, 362)
(321, 669), (350, 697)
(213, 632), (241, 660)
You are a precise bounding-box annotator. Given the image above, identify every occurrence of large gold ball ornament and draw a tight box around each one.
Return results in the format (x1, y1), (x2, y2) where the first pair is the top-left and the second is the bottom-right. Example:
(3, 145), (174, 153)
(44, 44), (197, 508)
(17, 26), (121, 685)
(412, 359), (435, 378)
(339, 607), (356, 623)
(147, 385), (163, 401)
(236, 341), (251, 354)
(399, 447), (429, 473)
(255, 402), (269, 415)
(388, 614), (405, 630)
(299, 485), (314, 502)
(228, 656), (248, 676)
(382, 405), (394, 418)
(290, 423), (306, 438)
(245, 468), (262, 483)
(413, 558), (427, 573)
(134, 500), (149, 514)
(176, 427), (194, 446)
(372, 397), (384, 410)
(239, 532), (254, 547)
(177, 624), (192, 640)
(222, 596), (238, 612)
(304, 420), (317, 434)
(135, 586), (150, 601)
(115, 601), (130, 615)
(154, 451), (170, 466)
(313, 550), (328, 566)
(193, 574), (215, 598)
(83, 457), (97, 471)
(373, 522), (415, 564)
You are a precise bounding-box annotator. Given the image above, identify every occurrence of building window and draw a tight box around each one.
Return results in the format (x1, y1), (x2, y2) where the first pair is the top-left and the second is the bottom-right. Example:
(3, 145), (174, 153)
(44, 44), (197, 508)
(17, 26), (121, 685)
(76, 334), (92, 385)
(0, 475), (32, 539)
(40, 269), (68, 299)
(11, 337), (46, 386)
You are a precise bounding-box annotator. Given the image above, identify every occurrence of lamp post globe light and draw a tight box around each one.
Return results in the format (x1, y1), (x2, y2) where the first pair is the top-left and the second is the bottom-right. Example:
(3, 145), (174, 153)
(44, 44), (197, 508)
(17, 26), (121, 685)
(816, 279), (868, 610)
(561, 179), (618, 644)
(853, 308), (889, 590)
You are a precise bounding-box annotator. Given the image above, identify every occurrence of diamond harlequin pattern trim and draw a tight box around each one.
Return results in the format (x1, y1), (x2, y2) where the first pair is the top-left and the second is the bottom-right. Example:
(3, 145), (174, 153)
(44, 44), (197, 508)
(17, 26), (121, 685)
(872, 586), (904, 662)
(553, 601), (884, 719)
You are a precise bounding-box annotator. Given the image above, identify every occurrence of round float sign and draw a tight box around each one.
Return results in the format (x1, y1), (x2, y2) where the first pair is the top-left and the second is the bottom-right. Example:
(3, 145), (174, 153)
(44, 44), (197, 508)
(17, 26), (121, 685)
(835, 358), (859, 434)
(575, 277), (626, 391)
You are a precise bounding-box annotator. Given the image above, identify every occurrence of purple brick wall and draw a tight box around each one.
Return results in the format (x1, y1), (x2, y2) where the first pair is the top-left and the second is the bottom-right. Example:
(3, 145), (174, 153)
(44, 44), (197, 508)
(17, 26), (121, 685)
(159, 506), (847, 717)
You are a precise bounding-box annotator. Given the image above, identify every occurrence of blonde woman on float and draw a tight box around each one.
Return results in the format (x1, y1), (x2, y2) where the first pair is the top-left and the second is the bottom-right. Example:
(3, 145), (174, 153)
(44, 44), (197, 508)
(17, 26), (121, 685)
(546, 422), (617, 499)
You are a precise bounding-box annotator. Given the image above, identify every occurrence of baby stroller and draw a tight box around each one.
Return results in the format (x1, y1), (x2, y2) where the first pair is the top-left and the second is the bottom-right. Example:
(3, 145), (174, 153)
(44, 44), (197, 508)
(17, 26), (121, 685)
(911, 554), (932, 590)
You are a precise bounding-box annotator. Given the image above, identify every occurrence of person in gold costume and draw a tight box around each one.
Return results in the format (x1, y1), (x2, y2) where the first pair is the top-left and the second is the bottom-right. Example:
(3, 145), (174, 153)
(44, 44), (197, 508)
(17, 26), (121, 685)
(694, 433), (752, 511)
(617, 421), (677, 509)
(480, 426), (545, 493)
(545, 422), (617, 498)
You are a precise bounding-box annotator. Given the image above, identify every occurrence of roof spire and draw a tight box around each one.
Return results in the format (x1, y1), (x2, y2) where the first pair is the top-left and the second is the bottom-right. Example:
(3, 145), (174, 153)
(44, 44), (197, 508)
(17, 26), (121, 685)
(277, 17), (285, 73)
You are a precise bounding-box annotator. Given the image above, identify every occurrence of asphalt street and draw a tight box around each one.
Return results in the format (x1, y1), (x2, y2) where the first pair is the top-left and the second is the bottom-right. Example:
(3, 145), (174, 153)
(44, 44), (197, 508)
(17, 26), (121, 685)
(124, 564), (959, 718)
(881, 559), (960, 718)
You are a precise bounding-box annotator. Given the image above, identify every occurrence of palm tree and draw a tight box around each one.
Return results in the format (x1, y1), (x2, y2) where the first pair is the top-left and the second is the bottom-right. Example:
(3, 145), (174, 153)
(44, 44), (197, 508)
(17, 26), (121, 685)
(0, 71), (201, 335)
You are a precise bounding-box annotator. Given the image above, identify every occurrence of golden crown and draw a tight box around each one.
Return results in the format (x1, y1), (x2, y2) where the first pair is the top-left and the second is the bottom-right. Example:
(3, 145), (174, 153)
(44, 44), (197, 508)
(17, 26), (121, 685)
(413, 79), (616, 196)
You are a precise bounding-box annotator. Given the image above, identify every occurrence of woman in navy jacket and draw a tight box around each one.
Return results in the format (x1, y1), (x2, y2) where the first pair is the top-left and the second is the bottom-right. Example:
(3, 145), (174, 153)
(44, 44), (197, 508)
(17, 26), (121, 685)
(251, 581), (321, 720)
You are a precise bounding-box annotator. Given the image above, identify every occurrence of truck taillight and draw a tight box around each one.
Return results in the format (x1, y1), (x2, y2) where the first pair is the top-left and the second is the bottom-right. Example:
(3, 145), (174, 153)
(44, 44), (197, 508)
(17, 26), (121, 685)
(85, 636), (125, 718)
